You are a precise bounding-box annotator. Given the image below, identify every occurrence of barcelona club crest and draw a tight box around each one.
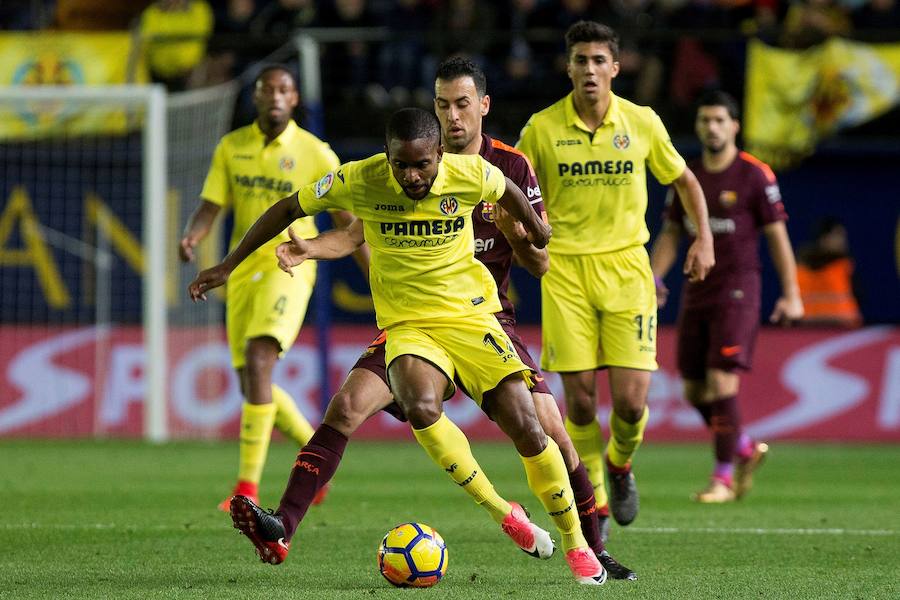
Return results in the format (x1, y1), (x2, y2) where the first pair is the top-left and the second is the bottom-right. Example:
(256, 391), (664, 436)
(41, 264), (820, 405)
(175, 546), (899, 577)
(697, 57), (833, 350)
(280, 156), (295, 171)
(440, 196), (459, 216)
(481, 202), (495, 222)
(719, 190), (737, 208)
(612, 133), (630, 150)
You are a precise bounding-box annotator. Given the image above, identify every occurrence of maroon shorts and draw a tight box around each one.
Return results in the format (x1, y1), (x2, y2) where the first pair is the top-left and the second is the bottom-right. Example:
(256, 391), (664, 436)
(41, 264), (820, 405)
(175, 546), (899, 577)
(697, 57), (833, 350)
(676, 302), (760, 381)
(500, 319), (552, 395)
(350, 320), (551, 422)
(350, 330), (405, 421)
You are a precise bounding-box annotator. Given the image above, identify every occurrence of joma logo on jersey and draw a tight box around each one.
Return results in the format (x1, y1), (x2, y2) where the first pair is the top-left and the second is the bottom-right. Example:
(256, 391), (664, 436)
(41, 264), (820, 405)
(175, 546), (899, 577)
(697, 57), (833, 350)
(555, 139), (582, 146)
(375, 203), (405, 212)
(380, 217), (465, 236)
(439, 196), (459, 216)
(233, 174), (293, 193)
(558, 160), (634, 176)
(279, 156), (295, 171)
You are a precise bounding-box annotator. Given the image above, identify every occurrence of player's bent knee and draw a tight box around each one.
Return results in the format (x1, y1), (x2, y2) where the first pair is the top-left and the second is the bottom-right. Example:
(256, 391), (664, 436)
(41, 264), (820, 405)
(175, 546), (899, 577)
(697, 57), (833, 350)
(566, 397), (597, 425)
(243, 339), (280, 377)
(322, 391), (368, 436)
(706, 369), (740, 398)
(491, 405), (547, 455)
(402, 399), (443, 430)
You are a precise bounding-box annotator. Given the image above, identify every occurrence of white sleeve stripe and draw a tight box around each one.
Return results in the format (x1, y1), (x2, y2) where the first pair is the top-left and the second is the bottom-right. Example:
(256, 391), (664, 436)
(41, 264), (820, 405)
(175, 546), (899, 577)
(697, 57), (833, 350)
(529, 198), (543, 205)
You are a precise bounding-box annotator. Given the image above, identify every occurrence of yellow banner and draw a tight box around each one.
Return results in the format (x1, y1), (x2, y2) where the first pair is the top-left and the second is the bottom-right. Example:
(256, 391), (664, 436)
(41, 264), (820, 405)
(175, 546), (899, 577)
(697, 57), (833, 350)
(0, 32), (148, 139)
(745, 38), (900, 169)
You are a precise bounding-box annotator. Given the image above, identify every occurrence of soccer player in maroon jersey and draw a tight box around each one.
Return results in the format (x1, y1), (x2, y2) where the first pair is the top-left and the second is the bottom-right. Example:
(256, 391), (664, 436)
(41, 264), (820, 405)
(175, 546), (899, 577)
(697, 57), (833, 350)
(650, 90), (804, 502)
(225, 57), (636, 580)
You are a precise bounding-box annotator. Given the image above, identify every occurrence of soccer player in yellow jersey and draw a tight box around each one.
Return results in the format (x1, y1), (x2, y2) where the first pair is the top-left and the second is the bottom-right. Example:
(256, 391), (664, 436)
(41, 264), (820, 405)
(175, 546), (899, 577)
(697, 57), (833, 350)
(180, 65), (354, 511)
(517, 21), (715, 527)
(190, 108), (610, 585)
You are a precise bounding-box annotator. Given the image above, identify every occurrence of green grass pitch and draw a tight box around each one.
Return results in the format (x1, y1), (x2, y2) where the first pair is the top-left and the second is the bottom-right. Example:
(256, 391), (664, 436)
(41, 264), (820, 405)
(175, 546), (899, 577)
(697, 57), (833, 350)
(1, 440), (897, 599)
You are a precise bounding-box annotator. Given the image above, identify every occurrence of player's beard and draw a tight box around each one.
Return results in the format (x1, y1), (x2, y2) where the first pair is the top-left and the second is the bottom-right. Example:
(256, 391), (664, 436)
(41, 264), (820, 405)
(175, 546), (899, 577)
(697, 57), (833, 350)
(704, 140), (726, 154)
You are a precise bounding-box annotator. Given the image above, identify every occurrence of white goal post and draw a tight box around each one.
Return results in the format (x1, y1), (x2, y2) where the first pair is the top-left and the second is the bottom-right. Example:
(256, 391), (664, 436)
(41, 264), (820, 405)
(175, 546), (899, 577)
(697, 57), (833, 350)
(0, 85), (168, 441)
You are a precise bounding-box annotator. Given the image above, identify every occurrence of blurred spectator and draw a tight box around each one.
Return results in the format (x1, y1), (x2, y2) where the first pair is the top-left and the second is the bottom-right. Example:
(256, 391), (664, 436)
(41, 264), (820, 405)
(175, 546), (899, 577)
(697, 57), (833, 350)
(318, 0), (379, 106)
(427, 0), (497, 62)
(1, 0), (54, 29)
(781, 0), (852, 48)
(518, 0), (599, 100)
(372, 0), (432, 108)
(852, 0), (900, 29)
(56, 0), (151, 29)
(597, 0), (665, 104)
(139, 0), (214, 91)
(214, 0), (258, 33)
(249, 0), (316, 36)
(490, 0), (550, 99)
(203, 0), (255, 86)
(419, 0), (497, 105)
(796, 217), (863, 327)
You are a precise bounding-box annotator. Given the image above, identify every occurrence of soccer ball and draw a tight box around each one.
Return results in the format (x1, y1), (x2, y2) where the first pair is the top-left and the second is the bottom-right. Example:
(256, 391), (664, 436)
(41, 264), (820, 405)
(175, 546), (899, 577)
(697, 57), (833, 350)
(377, 522), (448, 588)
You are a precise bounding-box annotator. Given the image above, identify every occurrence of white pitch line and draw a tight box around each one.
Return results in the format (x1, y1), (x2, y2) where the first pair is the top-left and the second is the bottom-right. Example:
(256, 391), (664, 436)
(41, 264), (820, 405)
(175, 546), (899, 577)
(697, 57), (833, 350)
(626, 526), (897, 537)
(2, 523), (897, 536)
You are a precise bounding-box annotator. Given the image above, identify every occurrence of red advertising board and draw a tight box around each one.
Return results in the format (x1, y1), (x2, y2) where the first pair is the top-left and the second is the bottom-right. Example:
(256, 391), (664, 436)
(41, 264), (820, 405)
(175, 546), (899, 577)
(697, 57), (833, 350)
(1, 325), (898, 441)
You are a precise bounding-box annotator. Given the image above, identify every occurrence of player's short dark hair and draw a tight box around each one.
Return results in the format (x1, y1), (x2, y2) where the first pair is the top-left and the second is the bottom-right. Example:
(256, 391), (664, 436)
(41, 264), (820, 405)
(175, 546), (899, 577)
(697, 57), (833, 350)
(696, 90), (741, 120)
(565, 21), (619, 61)
(255, 63), (298, 91)
(813, 216), (845, 241)
(435, 56), (487, 97)
(385, 108), (441, 147)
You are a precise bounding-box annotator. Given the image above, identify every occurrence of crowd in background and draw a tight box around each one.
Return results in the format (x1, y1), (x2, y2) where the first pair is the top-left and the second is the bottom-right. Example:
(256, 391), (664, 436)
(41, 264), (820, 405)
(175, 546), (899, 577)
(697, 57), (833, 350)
(0, 1), (882, 324)
(3, 1), (900, 129)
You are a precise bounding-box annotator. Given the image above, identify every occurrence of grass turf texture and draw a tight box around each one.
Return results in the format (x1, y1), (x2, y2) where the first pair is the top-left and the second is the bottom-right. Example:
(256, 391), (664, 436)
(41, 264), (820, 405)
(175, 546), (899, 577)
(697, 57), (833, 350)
(1, 440), (897, 599)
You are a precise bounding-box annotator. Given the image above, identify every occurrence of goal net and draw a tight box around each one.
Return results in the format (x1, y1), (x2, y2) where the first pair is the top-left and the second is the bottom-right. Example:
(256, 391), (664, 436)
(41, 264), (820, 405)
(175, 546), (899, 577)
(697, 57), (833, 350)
(0, 82), (237, 441)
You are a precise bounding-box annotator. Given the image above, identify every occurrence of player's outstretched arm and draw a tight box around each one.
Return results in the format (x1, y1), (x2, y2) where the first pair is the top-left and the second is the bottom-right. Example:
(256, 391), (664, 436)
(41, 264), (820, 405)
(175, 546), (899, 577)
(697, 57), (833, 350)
(649, 221), (682, 308)
(497, 176), (551, 249)
(188, 192), (306, 301)
(764, 221), (804, 324)
(275, 218), (366, 276)
(179, 200), (221, 263)
(330, 210), (371, 280)
(672, 167), (715, 282)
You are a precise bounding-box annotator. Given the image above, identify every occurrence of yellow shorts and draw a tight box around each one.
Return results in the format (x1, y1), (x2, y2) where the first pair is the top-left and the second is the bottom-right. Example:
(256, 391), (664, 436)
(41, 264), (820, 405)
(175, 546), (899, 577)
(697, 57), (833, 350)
(384, 313), (533, 405)
(225, 260), (316, 369)
(541, 246), (657, 372)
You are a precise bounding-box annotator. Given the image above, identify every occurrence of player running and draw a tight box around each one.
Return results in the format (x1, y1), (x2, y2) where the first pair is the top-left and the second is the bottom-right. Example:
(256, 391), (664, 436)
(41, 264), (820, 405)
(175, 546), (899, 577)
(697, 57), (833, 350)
(516, 21), (715, 527)
(179, 64), (355, 511)
(650, 90), (803, 502)
(218, 58), (634, 580)
(190, 108), (609, 585)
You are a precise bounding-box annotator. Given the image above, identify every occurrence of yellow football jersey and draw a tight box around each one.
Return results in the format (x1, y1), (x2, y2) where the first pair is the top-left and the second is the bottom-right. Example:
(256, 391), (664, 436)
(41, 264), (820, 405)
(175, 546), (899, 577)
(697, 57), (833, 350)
(517, 92), (685, 255)
(201, 120), (339, 279)
(140, 0), (213, 77)
(298, 152), (507, 329)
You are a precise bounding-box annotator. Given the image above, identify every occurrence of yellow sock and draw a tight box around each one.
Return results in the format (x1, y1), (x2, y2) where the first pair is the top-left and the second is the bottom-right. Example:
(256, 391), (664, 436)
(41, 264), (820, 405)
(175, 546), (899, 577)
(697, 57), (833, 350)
(413, 413), (511, 524)
(607, 406), (649, 468)
(564, 417), (608, 508)
(271, 384), (315, 446)
(520, 437), (587, 552)
(237, 402), (277, 484)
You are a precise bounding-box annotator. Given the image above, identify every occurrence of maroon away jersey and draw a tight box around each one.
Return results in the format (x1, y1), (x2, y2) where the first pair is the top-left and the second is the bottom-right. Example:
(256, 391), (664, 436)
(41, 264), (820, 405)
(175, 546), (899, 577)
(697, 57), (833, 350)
(476, 134), (546, 321)
(667, 151), (787, 308)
